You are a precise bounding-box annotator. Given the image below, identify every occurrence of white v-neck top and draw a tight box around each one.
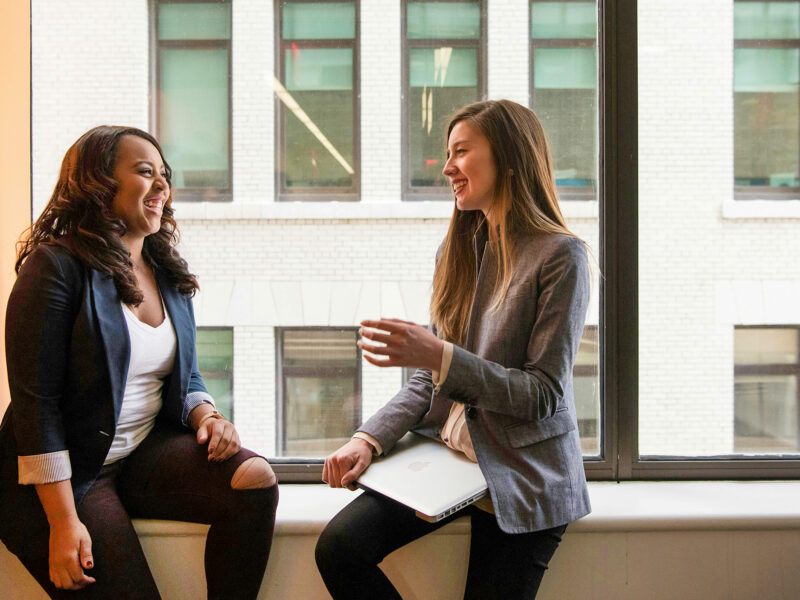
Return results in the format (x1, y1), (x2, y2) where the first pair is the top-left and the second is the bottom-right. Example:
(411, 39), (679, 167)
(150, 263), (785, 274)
(104, 300), (177, 464)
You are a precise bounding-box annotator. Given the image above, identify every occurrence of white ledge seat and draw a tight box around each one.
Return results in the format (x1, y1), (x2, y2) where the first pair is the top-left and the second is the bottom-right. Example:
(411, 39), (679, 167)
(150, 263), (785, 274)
(2, 482), (800, 599)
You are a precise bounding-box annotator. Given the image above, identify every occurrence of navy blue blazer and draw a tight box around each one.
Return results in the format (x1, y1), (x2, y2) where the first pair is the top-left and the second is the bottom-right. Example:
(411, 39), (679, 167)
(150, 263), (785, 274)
(0, 243), (209, 556)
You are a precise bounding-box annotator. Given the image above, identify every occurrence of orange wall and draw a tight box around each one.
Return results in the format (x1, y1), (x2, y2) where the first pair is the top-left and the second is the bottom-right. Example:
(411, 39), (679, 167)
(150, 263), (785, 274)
(0, 1), (32, 413)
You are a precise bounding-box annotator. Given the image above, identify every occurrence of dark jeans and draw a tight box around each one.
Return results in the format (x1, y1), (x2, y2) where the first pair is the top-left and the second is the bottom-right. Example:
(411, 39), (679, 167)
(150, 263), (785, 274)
(17, 423), (278, 600)
(315, 491), (566, 600)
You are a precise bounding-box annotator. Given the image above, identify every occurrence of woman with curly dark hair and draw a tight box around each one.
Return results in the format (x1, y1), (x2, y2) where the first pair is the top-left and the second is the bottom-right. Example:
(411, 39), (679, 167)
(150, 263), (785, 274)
(0, 126), (278, 599)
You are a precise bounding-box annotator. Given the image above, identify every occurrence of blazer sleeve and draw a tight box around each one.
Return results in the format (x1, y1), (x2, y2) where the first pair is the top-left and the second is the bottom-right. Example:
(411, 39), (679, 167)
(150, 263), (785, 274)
(437, 237), (590, 421)
(180, 295), (215, 425)
(6, 246), (82, 483)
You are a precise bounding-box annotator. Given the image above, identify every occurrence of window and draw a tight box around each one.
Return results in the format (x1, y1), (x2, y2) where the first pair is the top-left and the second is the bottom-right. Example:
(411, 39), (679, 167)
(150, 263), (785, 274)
(734, 0), (800, 199)
(197, 328), (234, 420)
(154, 0), (232, 201)
(734, 327), (800, 453)
(276, 1), (359, 200)
(531, 0), (598, 200)
(277, 328), (361, 457)
(403, 0), (486, 197)
(575, 325), (599, 454)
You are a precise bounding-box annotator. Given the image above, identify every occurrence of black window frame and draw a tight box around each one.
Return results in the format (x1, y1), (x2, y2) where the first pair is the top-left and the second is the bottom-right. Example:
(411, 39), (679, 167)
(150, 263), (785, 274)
(274, 0), (361, 202)
(529, 0), (599, 202)
(733, 0), (800, 201)
(401, 0), (487, 201)
(274, 327), (362, 467)
(150, 0), (233, 202)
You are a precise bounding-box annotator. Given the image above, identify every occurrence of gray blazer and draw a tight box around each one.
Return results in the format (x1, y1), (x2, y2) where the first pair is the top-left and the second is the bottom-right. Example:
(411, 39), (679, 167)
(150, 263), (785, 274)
(359, 225), (591, 533)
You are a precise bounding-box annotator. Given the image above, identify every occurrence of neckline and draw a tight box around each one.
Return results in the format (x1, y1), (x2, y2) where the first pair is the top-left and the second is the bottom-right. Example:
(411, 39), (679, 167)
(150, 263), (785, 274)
(122, 296), (168, 330)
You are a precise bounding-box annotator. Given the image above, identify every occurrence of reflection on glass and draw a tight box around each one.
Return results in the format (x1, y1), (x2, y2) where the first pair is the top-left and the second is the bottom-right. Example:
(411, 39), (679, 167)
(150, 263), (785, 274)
(734, 328), (799, 454)
(409, 48), (479, 187)
(283, 2), (356, 39)
(531, 1), (596, 39)
(281, 329), (360, 457)
(197, 328), (234, 420)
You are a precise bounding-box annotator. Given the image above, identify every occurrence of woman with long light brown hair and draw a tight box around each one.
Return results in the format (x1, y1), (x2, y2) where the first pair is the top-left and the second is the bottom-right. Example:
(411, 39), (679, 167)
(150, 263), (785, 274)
(316, 99), (591, 599)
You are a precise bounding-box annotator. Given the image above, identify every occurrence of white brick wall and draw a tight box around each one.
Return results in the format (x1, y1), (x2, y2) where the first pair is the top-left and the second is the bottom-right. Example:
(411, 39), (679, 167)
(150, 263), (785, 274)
(488, 0), (530, 104)
(29, 0), (800, 459)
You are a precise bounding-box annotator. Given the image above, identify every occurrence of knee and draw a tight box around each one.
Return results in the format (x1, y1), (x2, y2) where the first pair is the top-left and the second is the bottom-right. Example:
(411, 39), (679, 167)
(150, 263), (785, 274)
(315, 521), (356, 572)
(231, 457), (277, 490)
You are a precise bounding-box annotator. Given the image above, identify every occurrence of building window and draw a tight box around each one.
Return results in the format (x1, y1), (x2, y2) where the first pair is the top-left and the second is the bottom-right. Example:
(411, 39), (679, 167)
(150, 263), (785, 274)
(574, 325), (599, 455)
(197, 327), (234, 420)
(154, 0), (232, 201)
(734, 326), (800, 453)
(734, 1), (800, 199)
(531, 0), (598, 200)
(276, 1), (359, 200)
(277, 328), (361, 457)
(403, 0), (486, 198)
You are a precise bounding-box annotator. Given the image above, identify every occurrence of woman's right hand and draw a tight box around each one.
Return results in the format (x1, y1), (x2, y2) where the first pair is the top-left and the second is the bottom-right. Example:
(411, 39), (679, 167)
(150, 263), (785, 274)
(322, 438), (374, 489)
(48, 516), (95, 590)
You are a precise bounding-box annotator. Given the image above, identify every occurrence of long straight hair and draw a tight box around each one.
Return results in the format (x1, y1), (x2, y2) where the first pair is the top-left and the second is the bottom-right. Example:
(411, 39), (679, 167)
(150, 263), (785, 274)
(16, 125), (198, 304)
(430, 100), (578, 343)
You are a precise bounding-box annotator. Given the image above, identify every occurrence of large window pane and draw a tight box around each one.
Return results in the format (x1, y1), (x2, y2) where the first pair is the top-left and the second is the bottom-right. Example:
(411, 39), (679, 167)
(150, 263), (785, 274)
(531, 1), (598, 197)
(734, 1), (800, 196)
(156, 1), (231, 197)
(408, 48), (479, 187)
(639, 0), (800, 457)
(160, 49), (230, 189)
(277, 1), (357, 196)
(405, 1), (483, 194)
(279, 329), (361, 457)
(734, 48), (799, 188)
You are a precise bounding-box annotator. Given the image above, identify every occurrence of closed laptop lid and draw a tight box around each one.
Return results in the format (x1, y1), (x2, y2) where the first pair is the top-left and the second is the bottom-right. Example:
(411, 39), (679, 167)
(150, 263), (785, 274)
(356, 432), (488, 521)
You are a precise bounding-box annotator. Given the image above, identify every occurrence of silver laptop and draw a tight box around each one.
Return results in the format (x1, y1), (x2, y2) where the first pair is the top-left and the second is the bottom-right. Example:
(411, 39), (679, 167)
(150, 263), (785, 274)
(356, 432), (488, 522)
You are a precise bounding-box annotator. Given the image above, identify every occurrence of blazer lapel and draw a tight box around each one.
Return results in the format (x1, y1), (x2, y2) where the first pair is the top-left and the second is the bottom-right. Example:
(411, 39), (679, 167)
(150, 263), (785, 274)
(89, 270), (129, 422)
(156, 269), (191, 400)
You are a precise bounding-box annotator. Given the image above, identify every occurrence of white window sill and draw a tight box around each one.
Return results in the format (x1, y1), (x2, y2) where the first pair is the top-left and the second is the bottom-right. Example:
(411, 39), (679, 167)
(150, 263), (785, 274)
(133, 480), (800, 539)
(172, 200), (598, 221)
(723, 199), (800, 219)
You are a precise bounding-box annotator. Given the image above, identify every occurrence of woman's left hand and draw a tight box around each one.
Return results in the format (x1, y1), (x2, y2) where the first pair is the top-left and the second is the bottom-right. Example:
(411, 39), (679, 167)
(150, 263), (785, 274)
(196, 416), (241, 462)
(358, 318), (444, 371)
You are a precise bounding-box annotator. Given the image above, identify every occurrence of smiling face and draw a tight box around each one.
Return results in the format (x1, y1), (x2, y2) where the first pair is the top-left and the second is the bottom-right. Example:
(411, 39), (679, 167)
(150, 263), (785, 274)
(442, 120), (498, 217)
(111, 135), (170, 241)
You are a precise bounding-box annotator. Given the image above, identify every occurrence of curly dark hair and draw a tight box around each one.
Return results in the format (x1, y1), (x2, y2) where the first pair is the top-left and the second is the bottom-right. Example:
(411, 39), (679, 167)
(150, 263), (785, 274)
(16, 125), (198, 304)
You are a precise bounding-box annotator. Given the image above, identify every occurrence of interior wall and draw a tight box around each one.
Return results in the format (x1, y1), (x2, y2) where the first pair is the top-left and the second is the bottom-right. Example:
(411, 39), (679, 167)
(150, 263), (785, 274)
(0, 0), (32, 414)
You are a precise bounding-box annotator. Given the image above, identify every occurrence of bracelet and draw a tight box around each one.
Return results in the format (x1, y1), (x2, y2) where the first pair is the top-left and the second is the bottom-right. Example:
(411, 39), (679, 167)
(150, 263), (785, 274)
(197, 410), (224, 429)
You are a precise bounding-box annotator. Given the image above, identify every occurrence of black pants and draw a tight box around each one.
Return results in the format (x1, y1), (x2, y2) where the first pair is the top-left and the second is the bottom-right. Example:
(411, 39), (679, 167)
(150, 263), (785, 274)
(315, 491), (566, 600)
(16, 424), (278, 600)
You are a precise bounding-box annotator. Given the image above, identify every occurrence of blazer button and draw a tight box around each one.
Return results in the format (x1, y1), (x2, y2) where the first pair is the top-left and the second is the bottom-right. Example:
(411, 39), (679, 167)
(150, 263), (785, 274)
(466, 407), (477, 420)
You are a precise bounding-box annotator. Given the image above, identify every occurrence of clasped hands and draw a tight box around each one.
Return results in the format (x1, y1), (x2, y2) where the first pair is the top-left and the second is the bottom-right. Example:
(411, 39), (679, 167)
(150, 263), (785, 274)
(322, 319), (443, 489)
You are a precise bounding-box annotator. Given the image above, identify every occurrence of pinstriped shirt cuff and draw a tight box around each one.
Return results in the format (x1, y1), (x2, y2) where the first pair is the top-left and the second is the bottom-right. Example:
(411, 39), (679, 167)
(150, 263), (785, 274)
(18, 450), (72, 485)
(183, 391), (216, 425)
